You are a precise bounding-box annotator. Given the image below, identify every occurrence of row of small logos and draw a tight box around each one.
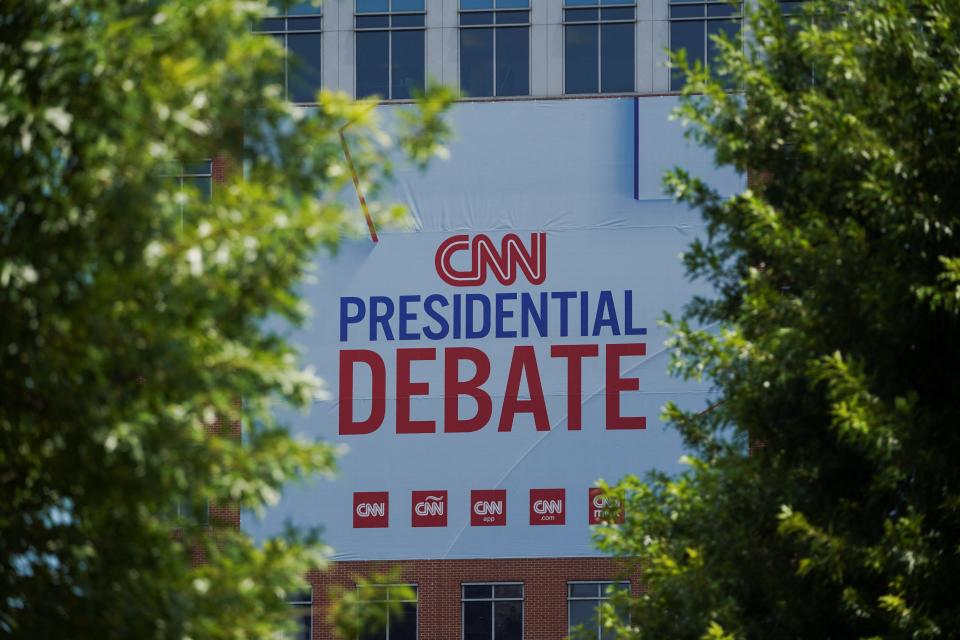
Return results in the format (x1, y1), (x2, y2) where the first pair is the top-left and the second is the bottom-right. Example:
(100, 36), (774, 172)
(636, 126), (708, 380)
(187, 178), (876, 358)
(352, 488), (625, 528)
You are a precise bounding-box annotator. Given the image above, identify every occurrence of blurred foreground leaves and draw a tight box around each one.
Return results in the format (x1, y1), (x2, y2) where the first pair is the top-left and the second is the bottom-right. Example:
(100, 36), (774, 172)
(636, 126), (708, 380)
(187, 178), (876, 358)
(0, 1), (450, 638)
(595, 0), (960, 637)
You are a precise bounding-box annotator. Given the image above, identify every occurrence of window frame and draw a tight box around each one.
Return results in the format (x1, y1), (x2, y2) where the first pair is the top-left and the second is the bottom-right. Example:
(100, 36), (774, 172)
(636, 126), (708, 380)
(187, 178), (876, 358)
(561, 1), (637, 95)
(282, 588), (313, 640)
(160, 159), (213, 230)
(461, 582), (524, 640)
(253, 6), (323, 104)
(354, 0), (427, 101)
(457, 2), (532, 98)
(357, 583), (419, 640)
(567, 581), (630, 640)
(667, 0), (743, 91)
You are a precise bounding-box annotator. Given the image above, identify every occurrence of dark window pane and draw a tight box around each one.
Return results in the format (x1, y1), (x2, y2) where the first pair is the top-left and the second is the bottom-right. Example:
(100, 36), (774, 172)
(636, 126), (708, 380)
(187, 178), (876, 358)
(393, 0), (425, 9)
(286, 1), (320, 15)
(601, 0), (626, 3)
(565, 0), (597, 5)
(392, 13), (425, 26)
(600, 22), (633, 92)
(257, 17), (285, 31)
(496, 10), (529, 23)
(570, 583), (599, 598)
(358, 602), (388, 640)
(707, 19), (740, 85)
(669, 4), (703, 18)
(569, 600), (597, 636)
(391, 602), (418, 640)
(391, 29), (424, 98)
(670, 20), (703, 90)
(601, 7), (635, 20)
(357, 0), (389, 11)
(463, 584), (492, 599)
(565, 24), (598, 93)
(461, 28), (494, 97)
(779, 0), (805, 14)
(497, 0), (529, 7)
(294, 610), (311, 640)
(183, 160), (212, 175)
(357, 14), (390, 27)
(494, 584), (523, 598)
(464, 601), (491, 640)
(496, 26), (529, 96)
(288, 16), (323, 29)
(288, 33), (322, 102)
(461, 11), (495, 24)
(565, 8), (598, 21)
(356, 30), (390, 97)
(707, 3), (736, 16)
(462, 0), (494, 7)
(494, 601), (523, 640)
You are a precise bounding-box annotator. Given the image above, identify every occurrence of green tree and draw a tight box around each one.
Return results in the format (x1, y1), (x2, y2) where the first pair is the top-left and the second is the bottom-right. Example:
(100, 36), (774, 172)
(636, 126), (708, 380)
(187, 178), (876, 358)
(594, 0), (960, 637)
(0, 1), (451, 638)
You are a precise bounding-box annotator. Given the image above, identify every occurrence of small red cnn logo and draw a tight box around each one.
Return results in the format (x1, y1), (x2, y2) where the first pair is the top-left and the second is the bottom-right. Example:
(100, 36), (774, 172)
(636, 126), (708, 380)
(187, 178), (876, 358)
(529, 488), (565, 526)
(471, 489), (507, 526)
(588, 488), (625, 525)
(435, 233), (546, 287)
(353, 491), (389, 528)
(411, 490), (447, 528)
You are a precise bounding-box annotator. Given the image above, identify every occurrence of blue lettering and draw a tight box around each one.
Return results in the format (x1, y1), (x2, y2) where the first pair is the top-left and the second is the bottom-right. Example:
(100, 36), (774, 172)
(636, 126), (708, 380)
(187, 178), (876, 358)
(496, 293), (518, 338)
(624, 290), (647, 336)
(551, 291), (576, 337)
(369, 296), (395, 341)
(521, 292), (548, 338)
(592, 290), (621, 336)
(339, 296), (365, 342)
(466, 294), (491, 339)
(423, 294), (450, 340)
(398, 295), (421, 340)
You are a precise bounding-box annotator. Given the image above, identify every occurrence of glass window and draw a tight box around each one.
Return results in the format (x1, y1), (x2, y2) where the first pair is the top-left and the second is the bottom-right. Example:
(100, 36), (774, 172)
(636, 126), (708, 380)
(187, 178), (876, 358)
(563, 1), (635, 94)
(567, 582), (629, 640)
(281, 589), (312, 640)
(668, 0), (741, 90)
(358, 585), (418, 640)
(253, 1), (323, 103)
(356, 0), (426, 99)
(161, 160), (212, 228)
(459, 1), (530, 97)
(462, 583), (523, 640)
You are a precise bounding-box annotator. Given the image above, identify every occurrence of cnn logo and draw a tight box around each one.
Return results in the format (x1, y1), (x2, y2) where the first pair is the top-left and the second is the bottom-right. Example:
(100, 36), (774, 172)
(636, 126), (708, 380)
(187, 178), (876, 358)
(411, 490), (447, 528)
(588, 487), (624, 525)
(353, 491), (389, 528)
(470, 489), (507, 526)
(530, 488), (565, 526)
(435, 233), (546, 287)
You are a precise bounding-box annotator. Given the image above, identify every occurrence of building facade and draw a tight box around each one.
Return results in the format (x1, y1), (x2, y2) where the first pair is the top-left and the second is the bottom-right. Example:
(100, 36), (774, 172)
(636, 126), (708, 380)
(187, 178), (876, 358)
(255, 0), (743, 103)
(245, 1), (749, 639)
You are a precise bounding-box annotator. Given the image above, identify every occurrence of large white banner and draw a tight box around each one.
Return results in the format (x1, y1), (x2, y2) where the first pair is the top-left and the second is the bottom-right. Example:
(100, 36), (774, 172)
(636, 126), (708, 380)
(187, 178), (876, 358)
(249, 97), (724, 560)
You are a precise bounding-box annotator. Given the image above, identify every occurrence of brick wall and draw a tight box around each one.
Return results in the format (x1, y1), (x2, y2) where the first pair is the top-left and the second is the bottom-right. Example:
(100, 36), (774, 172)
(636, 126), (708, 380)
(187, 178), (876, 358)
(308, 557), (643, 640)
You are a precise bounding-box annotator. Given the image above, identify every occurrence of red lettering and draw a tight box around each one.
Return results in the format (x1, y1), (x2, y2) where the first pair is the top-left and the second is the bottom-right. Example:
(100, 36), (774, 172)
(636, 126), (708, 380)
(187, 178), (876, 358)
(499, 345), (550, 432)
(444, 347), (492, 433)
(339, 349), (386, 435)
(396, 348), (436, 434)
(550, 344), (599, 430)
(605, 343), (646, 429)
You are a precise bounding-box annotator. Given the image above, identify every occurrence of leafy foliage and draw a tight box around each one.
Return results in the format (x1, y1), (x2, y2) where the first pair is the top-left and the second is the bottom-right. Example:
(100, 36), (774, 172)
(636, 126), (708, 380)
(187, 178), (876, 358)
(0, 1), (451, 638)
(595, 0), (960, 637)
